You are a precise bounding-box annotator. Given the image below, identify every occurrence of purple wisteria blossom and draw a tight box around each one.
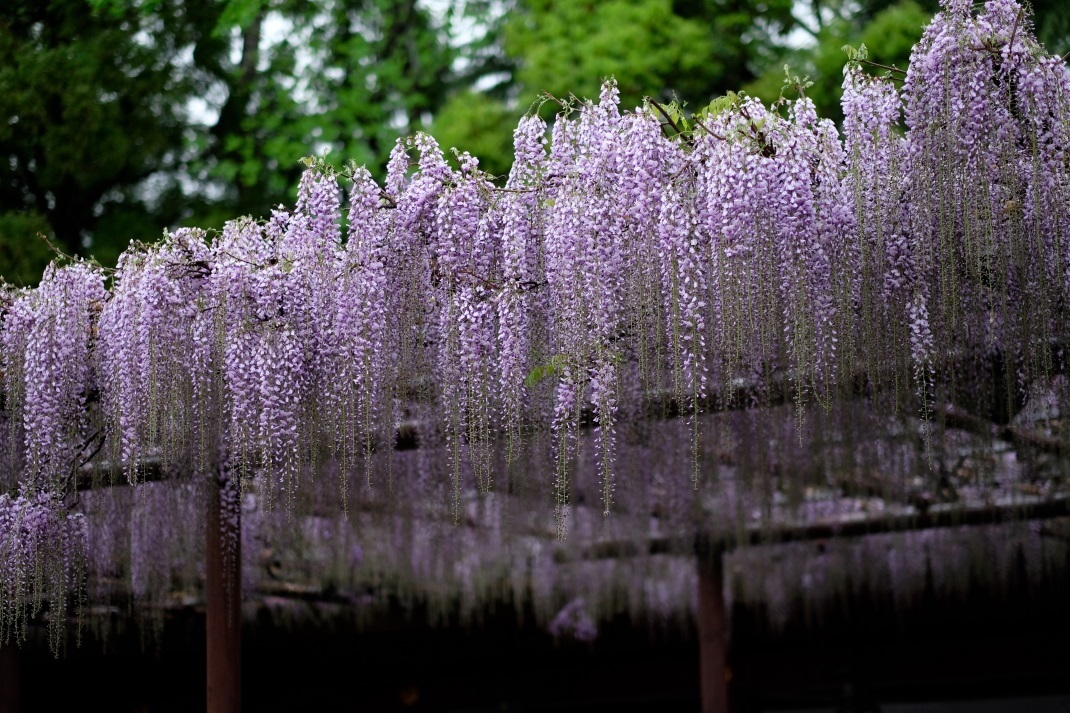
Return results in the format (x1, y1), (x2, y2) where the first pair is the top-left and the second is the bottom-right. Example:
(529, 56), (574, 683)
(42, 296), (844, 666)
(497, 116), (546, 460)
(11, 263), (105, 489)
(0, 490), (86, 653)
(0, 0), (1068, 641)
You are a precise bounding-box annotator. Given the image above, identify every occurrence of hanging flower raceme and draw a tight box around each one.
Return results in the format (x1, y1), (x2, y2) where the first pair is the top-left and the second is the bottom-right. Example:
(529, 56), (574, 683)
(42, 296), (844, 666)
(497, 116), (547, 462)
(543, 81), (632, 520)
(0, 490), (86, 654)
(333, 166), (391, 490)
(387, 134), (449, 409)
(656, 139), (708, 487)
(615, 110), (670, 404)
(4, 263), (106, 491)
(210, 217), (269, 482)
(793, 98), (853, 398)
(543, 110), (586, 533)
(286, 169), (344, 445)
(695, 96), (840, 411)
(214, 209), (319, 504)
(2, 2), (1070, 644)
(841, 64), (915, 408)
(98, 231), (211, 481)
(696, 99), (779, 401)
(1, 291), (35, 480)
(902, 0), (1070, 397)
(432, 149), (499, 507)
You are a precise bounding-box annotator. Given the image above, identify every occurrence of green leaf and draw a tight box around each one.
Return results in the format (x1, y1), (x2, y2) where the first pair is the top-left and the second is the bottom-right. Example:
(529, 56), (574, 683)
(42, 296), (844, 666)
(698, 91), (741, 120)
(524, 354), (568, 388)
(523, 364), (552, 388)
(780, 64), (814, 99)
(842, 43), (870, 62)
(213, 0), (265, 37)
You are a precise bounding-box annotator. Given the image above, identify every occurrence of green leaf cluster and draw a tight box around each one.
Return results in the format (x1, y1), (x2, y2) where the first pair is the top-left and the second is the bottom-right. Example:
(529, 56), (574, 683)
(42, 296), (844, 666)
(524, 354), (570, 389)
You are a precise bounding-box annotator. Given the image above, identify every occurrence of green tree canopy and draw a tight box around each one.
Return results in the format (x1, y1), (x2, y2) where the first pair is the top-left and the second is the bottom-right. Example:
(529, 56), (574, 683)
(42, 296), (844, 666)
(199, 0), (456, 222)
(0, 0), (457, 282)
(503, 0), (795, 109)
(0, 0), (202, 280)
(746, 0), (934, 121)
(432, 0), (800, 180)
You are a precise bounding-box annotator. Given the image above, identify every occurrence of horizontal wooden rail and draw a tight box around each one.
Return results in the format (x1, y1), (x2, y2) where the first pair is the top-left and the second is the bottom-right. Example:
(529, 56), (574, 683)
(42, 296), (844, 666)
(558, 492), (1070, 562)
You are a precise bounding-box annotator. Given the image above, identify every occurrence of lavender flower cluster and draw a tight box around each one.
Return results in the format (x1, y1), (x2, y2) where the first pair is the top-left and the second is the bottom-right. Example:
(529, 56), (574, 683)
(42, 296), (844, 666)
(0, 491), (86, 653)
(1, 0), (1068, 641)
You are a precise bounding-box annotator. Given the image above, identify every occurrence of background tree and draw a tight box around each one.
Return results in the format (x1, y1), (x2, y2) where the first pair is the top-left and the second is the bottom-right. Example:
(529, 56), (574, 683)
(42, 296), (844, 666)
(0, 0), (455, 282)
(745, 0), (936, 120)
(0, 0), (202, 281)
(502, 0), (796, 108)
(1032, 0), (1070, 57)
(432, 0), (797, 177)
(197, 0), (456, 223)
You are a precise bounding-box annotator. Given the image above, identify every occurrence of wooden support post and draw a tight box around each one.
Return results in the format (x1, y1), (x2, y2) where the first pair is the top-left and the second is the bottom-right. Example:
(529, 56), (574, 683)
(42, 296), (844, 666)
(697, 550), (729, 713)
(207, 471), (241, 713)
(0, 645), (19, 713)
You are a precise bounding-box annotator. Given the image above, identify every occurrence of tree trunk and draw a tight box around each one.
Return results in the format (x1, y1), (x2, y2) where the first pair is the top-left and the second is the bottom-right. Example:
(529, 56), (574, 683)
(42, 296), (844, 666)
(697, 551), (729, 713)
(206, 470), (241, 713)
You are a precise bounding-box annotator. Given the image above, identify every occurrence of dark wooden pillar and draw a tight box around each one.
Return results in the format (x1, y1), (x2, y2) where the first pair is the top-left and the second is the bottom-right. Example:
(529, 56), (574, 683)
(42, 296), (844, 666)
(207, 472), (241, 713)
(697, 550), (729, 713)
(0, 645), (19, 713)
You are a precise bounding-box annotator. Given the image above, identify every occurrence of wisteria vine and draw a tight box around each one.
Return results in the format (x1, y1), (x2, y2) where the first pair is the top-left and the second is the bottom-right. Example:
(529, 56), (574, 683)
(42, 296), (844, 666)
(1, 0), (1069, 649)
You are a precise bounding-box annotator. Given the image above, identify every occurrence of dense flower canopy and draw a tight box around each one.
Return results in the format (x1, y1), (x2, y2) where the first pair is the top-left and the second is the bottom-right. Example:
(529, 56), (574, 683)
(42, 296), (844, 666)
(1, 0), (1068, 652)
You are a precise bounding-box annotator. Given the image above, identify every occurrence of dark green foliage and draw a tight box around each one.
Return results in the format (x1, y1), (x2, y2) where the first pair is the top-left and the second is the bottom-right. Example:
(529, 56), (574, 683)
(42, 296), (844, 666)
(503, 0), (794, 109)
(1030, 0), (1070, 56)
(0, 212), (54, 287)
(746, 0), (933, 121)
(0, 0), (198, 275)
(202, 0), (455, 221)
(0, 0), (455, 275)
(430, 91), (519, 180)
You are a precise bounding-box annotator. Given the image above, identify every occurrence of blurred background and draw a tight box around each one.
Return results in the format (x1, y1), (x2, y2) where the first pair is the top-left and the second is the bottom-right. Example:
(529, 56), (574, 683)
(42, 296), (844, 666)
(2, 0), (1068, 286)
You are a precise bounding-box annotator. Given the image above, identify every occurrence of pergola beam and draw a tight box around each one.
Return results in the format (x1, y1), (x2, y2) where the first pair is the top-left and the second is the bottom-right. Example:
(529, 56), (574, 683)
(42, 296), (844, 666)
(560, 493), (1070, 562)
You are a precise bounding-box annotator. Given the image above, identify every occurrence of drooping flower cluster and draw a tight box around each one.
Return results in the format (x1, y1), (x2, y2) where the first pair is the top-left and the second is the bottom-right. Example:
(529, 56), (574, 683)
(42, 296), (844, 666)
(901, 0), (1070, 407)
(841, 62), (914, 412)
(694, 93), (854, 429)
(0, 0), (1068, 645)
(0, 491), (86, 653)
(97, 231), (209, 481)
(3, 263), (105, 491)
(332, 166), (391, 493)
(497, 117), (547, 462)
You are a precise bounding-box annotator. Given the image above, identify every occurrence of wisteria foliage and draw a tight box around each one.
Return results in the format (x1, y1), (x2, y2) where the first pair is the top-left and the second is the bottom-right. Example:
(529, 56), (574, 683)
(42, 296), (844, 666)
(1, 0), (1069, 649)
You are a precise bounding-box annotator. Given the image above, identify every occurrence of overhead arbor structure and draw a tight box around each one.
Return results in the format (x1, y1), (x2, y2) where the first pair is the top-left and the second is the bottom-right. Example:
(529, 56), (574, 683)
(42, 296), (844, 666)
(1, 0), (1069, 710)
